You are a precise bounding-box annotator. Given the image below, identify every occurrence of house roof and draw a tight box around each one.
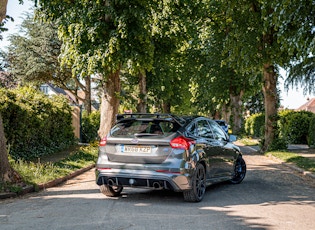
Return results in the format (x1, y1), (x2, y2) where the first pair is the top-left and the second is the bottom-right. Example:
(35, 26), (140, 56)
(42, 83), (77, 104)
(43, 83), (99, 110)
(296, 98), (315, 113)
(47, 83), (68, 96)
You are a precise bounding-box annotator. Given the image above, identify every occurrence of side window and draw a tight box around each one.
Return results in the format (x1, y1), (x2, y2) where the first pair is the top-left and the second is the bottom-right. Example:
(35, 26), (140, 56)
(160, 121), (179, 133)
(208, 120), (227, 141)
(187, 123), (197, 136)
(196, 120), (214, 138)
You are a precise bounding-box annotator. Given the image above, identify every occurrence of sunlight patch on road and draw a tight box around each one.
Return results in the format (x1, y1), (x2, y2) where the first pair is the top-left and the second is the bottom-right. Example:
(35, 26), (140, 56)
(199, 202), (315, 229)
(42, 194), (104, 199)
(134, 203), (151, 207)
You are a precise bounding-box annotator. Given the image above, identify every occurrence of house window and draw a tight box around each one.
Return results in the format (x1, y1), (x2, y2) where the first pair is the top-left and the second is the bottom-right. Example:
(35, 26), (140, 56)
(40, 85), (49, 94)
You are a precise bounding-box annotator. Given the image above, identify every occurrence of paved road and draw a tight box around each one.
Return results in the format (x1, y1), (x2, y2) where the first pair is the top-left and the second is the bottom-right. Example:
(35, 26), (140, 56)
(0, 146), (314, 230)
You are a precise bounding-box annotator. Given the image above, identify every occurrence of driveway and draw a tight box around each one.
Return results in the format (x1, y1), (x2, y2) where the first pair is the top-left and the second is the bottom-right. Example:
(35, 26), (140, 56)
(0, 145), (314, 230)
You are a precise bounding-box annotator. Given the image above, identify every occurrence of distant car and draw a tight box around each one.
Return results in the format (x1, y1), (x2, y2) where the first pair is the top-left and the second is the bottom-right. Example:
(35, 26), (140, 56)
(214, 120), (229, 134)
(95, 113), (246, 202)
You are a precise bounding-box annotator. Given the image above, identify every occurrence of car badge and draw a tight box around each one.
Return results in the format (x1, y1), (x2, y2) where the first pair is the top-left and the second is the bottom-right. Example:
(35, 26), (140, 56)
(131, 138), (139, 144)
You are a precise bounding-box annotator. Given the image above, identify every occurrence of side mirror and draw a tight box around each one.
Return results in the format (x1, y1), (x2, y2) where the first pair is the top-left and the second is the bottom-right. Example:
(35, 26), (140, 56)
(229, 134), (237, 142)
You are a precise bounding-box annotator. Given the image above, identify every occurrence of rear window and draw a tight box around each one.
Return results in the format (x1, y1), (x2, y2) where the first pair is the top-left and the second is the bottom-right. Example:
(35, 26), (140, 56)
(111, 120), (180, 137)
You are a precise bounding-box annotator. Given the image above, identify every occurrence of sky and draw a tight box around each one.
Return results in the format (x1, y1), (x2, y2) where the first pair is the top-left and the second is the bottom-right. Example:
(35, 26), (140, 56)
(1, 0), (313, 110)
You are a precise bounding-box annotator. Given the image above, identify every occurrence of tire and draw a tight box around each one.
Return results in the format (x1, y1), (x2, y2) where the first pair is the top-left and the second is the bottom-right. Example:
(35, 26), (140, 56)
(230, 157), (246, 184)
(99, 184), (123, 197)
(183, 163), (206, 202)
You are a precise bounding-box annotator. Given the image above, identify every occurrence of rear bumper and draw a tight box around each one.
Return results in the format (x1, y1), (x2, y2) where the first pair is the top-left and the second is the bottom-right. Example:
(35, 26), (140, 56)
(95, 168), (192, 192)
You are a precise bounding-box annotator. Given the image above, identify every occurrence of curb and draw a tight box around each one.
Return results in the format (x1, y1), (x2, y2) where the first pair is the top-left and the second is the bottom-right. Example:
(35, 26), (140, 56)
(237, 143), (315, 180)
(280, 162), (315, 179)
(0, 164), (95, 200)
(265, 153), (315, 179)
(37, 164), (95, 190)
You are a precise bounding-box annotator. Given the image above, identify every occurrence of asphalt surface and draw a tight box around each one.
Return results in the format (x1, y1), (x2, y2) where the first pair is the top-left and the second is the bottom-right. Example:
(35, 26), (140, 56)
(0, 145), (314, 230)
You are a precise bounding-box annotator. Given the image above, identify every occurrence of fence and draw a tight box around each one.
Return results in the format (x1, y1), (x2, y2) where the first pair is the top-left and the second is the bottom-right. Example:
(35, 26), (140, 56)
(71, 106), (81, 140)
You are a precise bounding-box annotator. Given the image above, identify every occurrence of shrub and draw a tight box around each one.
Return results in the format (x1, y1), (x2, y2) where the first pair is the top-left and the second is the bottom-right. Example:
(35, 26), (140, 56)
(308, 117), (315, 147)
(267, 137), (288, 151)
(81, 110), (100, 143)
(244, 113), (265, 138)
(0, 86), (75, 160)
(279, 110), (315, 144)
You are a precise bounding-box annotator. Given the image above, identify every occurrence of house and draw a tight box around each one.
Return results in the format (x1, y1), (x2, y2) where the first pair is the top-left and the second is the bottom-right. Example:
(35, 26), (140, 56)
(296, 98), (315, 113)
(40, 83), (77, 104)
(40, 83), (99, 141)
(40, 83), (99, 110)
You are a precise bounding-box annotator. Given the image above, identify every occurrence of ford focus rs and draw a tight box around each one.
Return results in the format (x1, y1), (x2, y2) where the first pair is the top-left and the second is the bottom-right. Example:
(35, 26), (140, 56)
(95, 113), (246, 202)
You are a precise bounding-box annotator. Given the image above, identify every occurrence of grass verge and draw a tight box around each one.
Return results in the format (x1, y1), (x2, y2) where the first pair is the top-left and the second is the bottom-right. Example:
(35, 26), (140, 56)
(1, 144), (98, 194)
(238, 137), (260, 146)
(237, 137), (315, 174)
(265, 151), (315, 173)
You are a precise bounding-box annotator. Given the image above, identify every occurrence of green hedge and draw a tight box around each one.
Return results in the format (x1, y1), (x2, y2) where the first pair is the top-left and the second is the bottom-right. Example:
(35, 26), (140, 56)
(0, 87), (75, 160)
(244, 113), (265, 138)
(308, 117), (315, 147)
(81, 110), (100, 143)
(246, 110), (315, 146)
(278, 110), (315, 145)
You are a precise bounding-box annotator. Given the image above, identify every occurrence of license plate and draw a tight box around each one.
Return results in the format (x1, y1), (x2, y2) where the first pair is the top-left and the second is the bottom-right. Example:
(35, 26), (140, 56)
(122, 145), (151, 153)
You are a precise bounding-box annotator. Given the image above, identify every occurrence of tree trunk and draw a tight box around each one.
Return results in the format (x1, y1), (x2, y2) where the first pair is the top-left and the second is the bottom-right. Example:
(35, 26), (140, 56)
(262, 63), (278, 151)
(0, 113), (21, 183)
(98, 70), (121, 139)
(230, 91), (243, 134)
(0, 0), (22, 184)
(162, 102), (171, 113)
(221, 104), (230, 123)
(136, 71), (147, 113)
(213, 110), (220, 119)
(0, 0), (8, 22)
(84, 76), (92, 114)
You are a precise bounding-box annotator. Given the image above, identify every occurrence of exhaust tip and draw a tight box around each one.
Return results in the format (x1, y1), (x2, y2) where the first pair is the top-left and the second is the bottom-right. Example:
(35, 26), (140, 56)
(108, 178), (115, 186)
(153, 181), (163, 190)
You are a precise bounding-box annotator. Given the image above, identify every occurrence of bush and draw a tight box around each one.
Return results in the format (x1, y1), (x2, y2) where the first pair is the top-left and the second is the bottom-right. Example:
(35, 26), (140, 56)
(267, 137), (288, 151)
(244, 110), (315, 148)
(244, 113), (265, 138)
(81, 110), (100, 143)
(308, 117), (315, 147)
(0, 86), (75, 160)
(278, 110), (315, 144)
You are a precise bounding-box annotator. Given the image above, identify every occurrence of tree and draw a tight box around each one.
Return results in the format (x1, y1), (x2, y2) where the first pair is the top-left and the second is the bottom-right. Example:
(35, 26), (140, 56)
(2, 13), (95, 113)
(0, 111), (21, 183)
(147, 45), (195, 114)
(284, 56), (315, 96)
(0, 0), (8, 22)
(0, 0), (23, 184)
(210, 0), (314, 151)
(35, 1), (153, 137)
(182, 13), (261, 133)
(36, 0), (201, 137)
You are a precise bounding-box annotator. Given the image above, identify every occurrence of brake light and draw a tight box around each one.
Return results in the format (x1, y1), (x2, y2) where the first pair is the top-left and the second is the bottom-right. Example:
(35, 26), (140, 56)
(97, 167), (112, 170)
(170, 136), (195, 150)
(155, 169), (181, 174)
(99, 137), (107, 146)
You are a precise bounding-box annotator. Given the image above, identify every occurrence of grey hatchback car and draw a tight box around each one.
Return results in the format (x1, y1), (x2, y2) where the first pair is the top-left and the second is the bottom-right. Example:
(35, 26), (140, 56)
(95, 113), (246, 202)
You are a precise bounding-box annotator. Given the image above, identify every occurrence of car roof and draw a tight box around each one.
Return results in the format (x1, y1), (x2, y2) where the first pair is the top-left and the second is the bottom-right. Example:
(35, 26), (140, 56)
(115, 113), (219, 127)
(214, 120), (227, 123)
